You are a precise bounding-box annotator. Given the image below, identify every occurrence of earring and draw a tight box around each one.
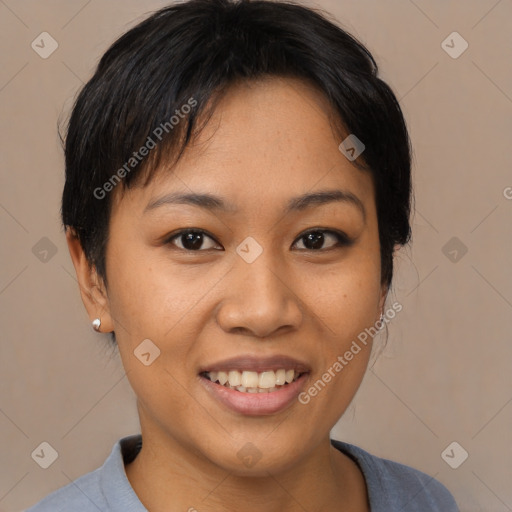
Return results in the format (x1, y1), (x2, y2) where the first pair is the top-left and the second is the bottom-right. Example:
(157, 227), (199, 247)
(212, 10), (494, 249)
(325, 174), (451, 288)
(92, 318), (101, 331)
(378, 312), (385, 329)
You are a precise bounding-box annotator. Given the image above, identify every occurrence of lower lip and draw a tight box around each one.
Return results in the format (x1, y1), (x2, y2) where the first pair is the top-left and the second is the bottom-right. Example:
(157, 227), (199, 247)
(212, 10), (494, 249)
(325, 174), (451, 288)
(199, 373), (309, 416)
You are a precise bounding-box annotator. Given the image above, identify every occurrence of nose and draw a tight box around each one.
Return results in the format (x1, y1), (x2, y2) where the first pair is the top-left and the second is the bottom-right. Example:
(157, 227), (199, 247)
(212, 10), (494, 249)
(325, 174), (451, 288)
(215, 253), (304, 339)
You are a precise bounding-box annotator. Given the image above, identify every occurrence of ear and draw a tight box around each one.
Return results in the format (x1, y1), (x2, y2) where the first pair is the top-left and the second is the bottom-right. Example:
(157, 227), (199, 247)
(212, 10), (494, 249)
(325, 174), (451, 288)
(65, 228), (114, 333)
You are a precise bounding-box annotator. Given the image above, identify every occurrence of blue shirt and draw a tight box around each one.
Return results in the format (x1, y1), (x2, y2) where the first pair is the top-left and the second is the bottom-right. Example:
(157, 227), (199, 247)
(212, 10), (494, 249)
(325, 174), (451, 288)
(25, 435), (459, 511)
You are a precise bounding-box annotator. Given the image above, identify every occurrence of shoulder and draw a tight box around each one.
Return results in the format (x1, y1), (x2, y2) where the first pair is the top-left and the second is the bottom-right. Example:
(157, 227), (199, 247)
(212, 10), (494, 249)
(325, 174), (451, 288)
(24, 468), (105, 512)
(331, 439), (459, 511)
(24, 435), (143, 512)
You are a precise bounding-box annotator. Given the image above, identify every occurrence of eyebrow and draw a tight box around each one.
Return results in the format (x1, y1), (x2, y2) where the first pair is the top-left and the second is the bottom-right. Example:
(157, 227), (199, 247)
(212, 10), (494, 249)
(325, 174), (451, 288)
(144, 189), (366, 221)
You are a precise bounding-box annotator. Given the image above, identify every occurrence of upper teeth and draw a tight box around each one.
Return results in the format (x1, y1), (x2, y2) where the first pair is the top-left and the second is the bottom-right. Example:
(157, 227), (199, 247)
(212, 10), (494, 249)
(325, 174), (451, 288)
(206, 369), (297, 389)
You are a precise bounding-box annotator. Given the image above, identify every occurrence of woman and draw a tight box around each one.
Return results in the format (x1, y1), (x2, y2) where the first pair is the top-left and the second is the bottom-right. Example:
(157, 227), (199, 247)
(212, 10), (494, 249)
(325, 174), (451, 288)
(27, 0), (459, 510)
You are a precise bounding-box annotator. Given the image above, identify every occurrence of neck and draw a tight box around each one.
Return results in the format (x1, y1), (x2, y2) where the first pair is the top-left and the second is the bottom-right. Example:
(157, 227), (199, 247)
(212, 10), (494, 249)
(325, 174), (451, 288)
(125, 427), (369, 512)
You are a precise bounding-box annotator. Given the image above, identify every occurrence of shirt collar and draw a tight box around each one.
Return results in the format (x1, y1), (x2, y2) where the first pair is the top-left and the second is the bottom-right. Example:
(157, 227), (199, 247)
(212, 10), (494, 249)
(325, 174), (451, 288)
(99, 435), (147, 512)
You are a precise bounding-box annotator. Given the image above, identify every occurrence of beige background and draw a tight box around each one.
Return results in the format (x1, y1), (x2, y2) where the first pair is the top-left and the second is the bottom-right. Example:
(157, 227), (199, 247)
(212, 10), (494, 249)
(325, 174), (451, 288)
(1, 0), (511, 511)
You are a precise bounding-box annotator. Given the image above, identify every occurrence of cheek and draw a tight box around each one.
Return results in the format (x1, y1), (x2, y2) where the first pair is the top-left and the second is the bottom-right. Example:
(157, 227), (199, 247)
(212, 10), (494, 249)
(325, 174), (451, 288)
(304, 252), (382, 342)
(105, 240), (197, 340)
(104, 245), (225, 395)
(106, 253), (204, 426)
(295, 247), (382, 404)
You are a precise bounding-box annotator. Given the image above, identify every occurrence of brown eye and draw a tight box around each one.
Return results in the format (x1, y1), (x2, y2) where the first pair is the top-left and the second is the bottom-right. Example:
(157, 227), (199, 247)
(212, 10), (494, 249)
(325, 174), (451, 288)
(165, 228), (352, 252)
(166, 229), (222, 251)
(293, 229), (353, 251)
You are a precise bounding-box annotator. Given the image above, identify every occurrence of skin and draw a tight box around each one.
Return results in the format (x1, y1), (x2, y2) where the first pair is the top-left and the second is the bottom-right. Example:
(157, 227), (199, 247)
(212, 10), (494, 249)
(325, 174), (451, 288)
(67, 76), (388, 512)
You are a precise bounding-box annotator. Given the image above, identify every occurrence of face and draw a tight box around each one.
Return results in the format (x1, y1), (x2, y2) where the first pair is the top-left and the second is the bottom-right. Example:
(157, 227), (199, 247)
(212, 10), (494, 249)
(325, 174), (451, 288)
(71, 77), (387, 475)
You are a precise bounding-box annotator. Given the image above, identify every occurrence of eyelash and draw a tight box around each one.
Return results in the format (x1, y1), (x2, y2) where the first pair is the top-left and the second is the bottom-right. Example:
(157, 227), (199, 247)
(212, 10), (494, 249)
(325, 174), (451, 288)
(164, 228), (354, 252)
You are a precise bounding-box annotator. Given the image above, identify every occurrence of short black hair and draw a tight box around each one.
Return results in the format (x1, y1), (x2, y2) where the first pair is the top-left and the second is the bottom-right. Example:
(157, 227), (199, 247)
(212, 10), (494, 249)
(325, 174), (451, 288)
(62, 0), (412, 294)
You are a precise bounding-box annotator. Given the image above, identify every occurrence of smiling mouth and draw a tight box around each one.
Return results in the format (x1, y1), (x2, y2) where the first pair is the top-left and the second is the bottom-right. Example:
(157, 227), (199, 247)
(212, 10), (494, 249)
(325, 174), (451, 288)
(200, 369), (305, 393)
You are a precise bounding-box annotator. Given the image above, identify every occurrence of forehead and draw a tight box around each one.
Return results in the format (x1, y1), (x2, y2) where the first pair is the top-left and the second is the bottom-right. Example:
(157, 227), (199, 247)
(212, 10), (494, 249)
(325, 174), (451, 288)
(113, 77), (375, 217)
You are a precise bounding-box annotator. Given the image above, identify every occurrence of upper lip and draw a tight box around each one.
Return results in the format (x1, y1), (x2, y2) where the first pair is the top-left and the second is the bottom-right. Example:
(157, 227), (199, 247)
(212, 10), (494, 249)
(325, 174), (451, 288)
(199, 355), (311, 374)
